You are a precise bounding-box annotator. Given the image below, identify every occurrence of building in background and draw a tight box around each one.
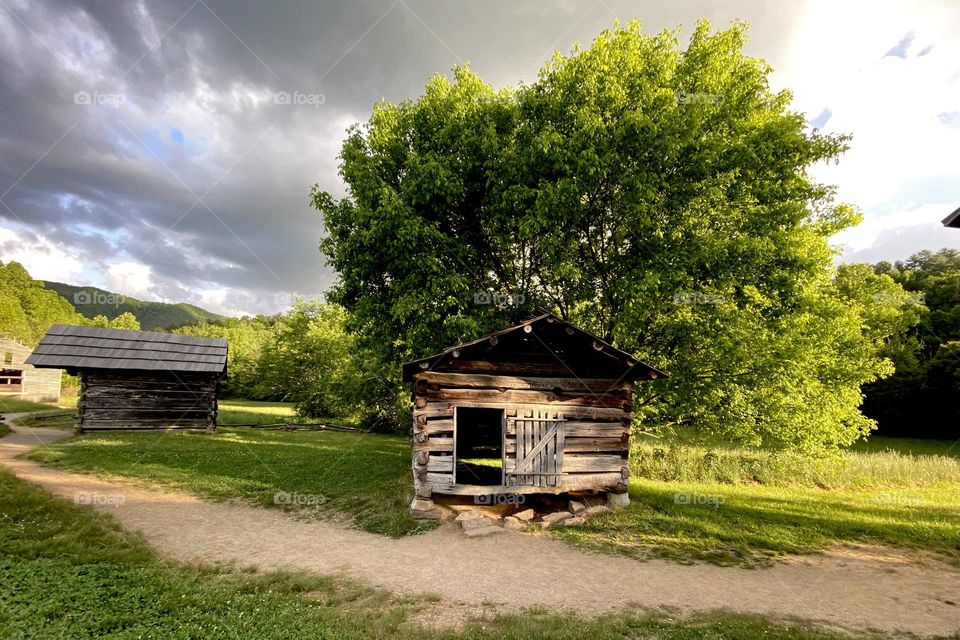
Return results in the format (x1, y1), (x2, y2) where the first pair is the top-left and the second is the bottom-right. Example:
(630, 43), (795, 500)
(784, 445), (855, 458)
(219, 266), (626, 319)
(0, 337), (62, 404)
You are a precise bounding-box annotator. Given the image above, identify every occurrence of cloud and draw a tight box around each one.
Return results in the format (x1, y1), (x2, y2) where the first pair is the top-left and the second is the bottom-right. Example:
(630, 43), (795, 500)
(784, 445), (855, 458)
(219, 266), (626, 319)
(0, 225), (84, 281)
(1, 0), (958, 317)
(774, 0), (960, 260)
(833, 202), (960, 263)
(106, 261), (153, 297)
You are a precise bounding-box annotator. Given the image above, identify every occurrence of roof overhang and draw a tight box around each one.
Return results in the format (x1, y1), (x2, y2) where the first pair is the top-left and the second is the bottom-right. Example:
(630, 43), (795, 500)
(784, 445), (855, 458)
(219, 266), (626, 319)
(402, 313), (667, 382)
(943, 206), (960, 228)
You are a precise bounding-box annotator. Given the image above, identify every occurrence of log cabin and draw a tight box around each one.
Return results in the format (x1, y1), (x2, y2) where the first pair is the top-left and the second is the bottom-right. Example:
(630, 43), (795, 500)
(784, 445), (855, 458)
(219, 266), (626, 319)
(27, 324), (227, 432)
(0, 337), (62, 404)
(402, 313), (666, 517)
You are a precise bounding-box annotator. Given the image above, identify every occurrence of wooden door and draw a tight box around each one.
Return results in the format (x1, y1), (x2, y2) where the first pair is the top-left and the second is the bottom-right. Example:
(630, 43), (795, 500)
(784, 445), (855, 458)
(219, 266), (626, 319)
(505, 409), (565, 487)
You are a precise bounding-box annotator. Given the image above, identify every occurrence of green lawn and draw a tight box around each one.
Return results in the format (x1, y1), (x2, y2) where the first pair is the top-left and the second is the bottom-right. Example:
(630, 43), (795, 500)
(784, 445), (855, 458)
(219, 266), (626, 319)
(0, 466), (904, 640)
(10, 399), (331, 430)
(0, 397), (64, 413)
(850, 436), (958, 458)
(549, 477), (960, 566)
(23, 401), (960, 565)
(217, 399), (313, 425)
(28, 425), (431, 537)
(546, 437), (960, 565)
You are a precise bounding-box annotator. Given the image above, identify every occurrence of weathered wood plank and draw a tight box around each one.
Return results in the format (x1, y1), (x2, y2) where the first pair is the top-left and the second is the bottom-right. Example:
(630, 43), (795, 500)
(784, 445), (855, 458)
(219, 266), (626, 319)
(417, 400), (623, 421)
(432, 472), (621, 495)
(425, 472), (454, 487)
(506, 454), (623, 474)
(414, 372), (631, 394)
(426, 456), (454, 473)
(413, 437), (454, 452)
(424, 387), (627, 408)
(508, 420), (627, 437)
(506, 437), (625, 453)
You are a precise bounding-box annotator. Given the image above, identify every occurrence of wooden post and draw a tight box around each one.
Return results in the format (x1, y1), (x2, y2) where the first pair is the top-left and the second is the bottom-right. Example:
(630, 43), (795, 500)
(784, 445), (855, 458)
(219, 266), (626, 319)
(207, 374), (219, 433)
(74, 373), (86, 434)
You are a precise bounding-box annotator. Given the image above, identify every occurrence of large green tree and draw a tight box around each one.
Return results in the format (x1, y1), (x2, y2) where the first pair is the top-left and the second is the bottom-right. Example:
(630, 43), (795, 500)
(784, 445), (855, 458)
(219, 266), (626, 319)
(0, 261), (83, 344)
(314, 21), (914, 450)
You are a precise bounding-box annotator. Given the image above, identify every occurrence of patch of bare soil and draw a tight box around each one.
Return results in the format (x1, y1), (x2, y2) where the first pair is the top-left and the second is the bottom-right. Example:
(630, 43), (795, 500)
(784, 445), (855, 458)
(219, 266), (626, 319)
(2, 425), (958, 637)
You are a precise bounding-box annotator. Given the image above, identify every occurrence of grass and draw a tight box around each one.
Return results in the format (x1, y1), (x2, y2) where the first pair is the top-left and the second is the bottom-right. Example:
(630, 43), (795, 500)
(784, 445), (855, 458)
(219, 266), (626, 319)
(629, 436), (960, 489)
(28, 426), (433, 537)
(546, 437), (960, 565)
(851, 436), (959, 458)
(10, 399), (333, 430)
(0, 397), (63, 413)
(217, 399), (347, 427)
(550, 478), (960, 566)
(0, 466), (904, 639)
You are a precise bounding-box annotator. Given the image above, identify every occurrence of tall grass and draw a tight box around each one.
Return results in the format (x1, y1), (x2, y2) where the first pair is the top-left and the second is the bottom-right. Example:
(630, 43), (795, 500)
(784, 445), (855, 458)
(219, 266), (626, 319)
(630, 438), (960, 490)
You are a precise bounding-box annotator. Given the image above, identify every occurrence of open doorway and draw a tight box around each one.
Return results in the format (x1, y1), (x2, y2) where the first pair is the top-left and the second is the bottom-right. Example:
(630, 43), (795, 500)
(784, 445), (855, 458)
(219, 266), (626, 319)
(455, 407), (503, 486)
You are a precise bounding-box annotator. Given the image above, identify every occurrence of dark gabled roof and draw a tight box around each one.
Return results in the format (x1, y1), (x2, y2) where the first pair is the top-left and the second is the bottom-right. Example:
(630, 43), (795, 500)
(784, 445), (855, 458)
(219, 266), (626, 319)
(402, 313), (666, 382)
(944, 206), (960, 229)
(26, 324), (228, 373)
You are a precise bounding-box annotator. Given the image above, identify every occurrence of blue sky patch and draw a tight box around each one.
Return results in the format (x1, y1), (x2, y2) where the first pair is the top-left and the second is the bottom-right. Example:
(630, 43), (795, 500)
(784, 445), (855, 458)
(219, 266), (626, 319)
(884, 31), (914, 59)
(809, 107), (832, 129)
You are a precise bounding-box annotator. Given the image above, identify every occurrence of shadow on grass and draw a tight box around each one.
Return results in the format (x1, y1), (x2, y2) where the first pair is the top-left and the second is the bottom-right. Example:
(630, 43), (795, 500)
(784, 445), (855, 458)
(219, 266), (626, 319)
(551, 479), (960, 566)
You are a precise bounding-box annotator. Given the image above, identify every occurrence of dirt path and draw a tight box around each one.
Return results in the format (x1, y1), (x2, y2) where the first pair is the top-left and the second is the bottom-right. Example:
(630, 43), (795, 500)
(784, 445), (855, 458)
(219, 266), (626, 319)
(2, 425), (958, 637)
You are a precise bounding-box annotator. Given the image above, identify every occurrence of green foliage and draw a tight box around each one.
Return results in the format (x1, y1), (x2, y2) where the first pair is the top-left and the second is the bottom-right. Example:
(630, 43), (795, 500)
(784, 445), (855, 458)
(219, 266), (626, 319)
(175, 316), (278, 399)
(315, 21), (914, 450)
(0, 262), (83, 344)
(255, 301), (364, 419)
(42, 280), (225, 330)
(90, 311), (141, 330)
(863, 249), (960, 438)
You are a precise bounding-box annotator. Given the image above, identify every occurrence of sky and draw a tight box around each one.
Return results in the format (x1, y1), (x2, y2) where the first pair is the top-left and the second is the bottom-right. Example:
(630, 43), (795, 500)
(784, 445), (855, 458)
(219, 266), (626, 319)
(1, 0), (958, 317)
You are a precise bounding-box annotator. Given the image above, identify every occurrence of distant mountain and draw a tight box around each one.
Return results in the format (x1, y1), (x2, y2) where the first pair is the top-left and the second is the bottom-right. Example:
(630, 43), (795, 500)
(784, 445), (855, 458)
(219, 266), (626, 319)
(42, 281), (226, 330)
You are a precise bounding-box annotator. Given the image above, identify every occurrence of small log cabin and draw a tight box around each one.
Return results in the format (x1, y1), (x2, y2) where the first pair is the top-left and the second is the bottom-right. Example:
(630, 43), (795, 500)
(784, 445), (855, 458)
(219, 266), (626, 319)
(402, 313), (666, 516)
(0, 337), (62, 404)
(27, 325), (228, 432)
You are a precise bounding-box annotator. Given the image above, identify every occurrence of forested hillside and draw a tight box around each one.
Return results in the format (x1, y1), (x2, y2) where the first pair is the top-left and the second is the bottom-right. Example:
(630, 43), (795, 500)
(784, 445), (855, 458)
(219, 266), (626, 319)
(42, 281), (224, 330)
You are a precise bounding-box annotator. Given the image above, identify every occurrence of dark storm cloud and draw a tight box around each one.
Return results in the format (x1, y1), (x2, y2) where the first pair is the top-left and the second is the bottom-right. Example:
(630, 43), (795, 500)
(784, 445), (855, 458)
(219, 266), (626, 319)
(0, 0), (802, 315)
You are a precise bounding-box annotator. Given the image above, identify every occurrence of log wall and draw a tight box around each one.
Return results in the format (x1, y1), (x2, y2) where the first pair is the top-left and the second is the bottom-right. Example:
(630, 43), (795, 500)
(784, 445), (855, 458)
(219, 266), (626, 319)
(76, 370), (219, 432)
(411, 370), (632, 496)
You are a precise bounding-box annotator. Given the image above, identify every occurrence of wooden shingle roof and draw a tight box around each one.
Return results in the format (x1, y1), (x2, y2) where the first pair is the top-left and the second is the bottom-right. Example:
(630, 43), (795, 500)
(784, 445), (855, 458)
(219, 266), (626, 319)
(26, 324), (228, 373)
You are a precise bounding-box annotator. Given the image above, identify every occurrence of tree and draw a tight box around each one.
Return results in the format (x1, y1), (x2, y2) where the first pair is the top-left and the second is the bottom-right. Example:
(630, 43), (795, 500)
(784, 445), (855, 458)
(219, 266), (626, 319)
(862, 249), (960, 438)
(256, 301), (365, 420)
(0, 261), (83, 344)
(314, 21), (914, 450)
(91, 312), (141, 330)
(174, 316), (278, 399)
